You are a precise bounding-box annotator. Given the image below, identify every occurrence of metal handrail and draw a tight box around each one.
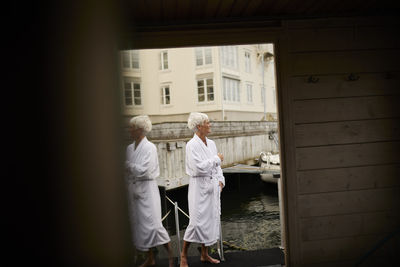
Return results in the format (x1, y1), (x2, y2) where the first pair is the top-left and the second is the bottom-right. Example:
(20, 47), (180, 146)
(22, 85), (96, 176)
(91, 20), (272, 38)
(174, 201), (181, 264)
(218, 223), (225, 261)
(161, 209), (171, 222)
(165, 196), (190, 219)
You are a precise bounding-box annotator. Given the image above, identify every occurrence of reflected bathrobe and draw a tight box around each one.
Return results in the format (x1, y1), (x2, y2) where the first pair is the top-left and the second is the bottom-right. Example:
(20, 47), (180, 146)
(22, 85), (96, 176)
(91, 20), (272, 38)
(183, 134), (225, 246)
(125, 137), (170, 251)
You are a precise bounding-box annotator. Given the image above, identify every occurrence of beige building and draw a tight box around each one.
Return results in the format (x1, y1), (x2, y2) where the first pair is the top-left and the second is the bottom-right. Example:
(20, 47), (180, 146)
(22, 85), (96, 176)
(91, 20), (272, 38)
(120, 44), (277, 123)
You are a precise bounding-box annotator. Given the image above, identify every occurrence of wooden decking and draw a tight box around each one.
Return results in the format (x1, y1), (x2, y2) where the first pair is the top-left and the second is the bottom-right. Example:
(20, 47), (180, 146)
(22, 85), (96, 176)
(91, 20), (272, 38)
(222, 164), (280, 174)
(149, 248), (285, 267)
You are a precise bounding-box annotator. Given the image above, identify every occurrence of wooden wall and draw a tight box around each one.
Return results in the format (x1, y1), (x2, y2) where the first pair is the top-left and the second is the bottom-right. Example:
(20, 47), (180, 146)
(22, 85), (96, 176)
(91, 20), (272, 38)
(279, 16), (400, 266)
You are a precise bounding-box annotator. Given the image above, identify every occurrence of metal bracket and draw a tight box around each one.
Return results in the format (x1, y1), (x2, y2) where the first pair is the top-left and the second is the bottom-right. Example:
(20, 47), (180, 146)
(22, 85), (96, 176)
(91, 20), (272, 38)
(346, 73), (359, 81)
(307, 75), (319, 83)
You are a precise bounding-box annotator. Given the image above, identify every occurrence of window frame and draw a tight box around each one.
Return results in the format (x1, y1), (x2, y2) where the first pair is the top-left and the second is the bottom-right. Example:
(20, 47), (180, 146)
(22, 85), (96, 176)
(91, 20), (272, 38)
(246, 83), (253, 103)
(160, 50), (169, 70)
(244, 51), (251, 73)
(223, 77), (241, 103)
(195, 47), (213, 67)
(121, 50), (140, 70)
(221, 46), (238, 70)
(160, 85), (171, 105)
(196, 77), (215, 103)
(123, 77), (142, 107)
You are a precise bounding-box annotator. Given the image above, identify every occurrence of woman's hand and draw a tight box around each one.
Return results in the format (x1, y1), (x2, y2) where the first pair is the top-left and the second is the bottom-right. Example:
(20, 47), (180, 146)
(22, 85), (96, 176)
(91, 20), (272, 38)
(217, 153), (224, 162)
(219, 181), (223, 192)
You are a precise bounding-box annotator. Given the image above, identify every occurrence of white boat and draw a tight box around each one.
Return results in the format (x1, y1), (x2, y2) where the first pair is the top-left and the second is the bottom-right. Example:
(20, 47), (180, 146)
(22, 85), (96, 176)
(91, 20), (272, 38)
(259, 152), (280, 183)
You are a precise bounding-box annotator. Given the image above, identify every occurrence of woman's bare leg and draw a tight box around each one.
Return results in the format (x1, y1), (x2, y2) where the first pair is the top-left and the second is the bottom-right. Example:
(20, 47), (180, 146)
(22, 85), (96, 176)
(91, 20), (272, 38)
(138, 249), (155, 267)
(164, 242), (174, 267)
(200, 244), (220, 264)
(180, 241), (190, 267)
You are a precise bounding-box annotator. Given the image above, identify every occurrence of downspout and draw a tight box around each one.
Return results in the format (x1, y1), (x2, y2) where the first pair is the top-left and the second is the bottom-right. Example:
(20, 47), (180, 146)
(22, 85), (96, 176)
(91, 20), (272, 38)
(262, 52), (266, 120)
(219, 47), (225, 121)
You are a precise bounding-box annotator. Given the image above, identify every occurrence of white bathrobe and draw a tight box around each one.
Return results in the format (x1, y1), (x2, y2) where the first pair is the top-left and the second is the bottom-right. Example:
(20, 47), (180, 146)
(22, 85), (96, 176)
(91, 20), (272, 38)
(125, 137), (170, 251)
(183, 134), (225, 246)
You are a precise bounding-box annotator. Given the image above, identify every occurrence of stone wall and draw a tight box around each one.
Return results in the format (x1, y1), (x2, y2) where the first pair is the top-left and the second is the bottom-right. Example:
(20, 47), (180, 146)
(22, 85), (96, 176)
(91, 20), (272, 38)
(123, 120), (278, 142)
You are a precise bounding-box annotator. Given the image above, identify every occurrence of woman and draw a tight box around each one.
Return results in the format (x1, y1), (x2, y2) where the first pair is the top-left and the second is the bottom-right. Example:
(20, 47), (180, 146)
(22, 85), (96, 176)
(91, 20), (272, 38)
(180, 112), (225, 267)
(125, 115), (173, 267)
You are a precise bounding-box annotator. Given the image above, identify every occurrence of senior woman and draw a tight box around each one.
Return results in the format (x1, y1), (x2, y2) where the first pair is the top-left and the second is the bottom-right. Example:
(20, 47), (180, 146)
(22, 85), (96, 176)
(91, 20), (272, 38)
(180, 112), (225, 267)
(125, 115), (173, 267)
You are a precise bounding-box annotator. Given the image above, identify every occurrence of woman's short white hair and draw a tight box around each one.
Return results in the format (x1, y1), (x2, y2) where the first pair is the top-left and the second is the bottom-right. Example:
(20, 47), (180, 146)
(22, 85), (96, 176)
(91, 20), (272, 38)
(129, 115), (152, 135)
(187, 112), (209, 132)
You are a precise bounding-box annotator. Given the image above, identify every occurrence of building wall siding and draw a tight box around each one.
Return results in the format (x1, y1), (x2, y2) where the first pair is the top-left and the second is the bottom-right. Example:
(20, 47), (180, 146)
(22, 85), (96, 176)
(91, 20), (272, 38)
(120, 45), (277, 121)
(281, 16), (400, 266)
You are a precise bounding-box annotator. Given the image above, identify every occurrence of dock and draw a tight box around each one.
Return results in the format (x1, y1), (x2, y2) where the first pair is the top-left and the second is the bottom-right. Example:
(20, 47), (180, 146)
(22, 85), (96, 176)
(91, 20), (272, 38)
(223, 164), (281, 183)
(151, 248), (285, 267)
(222, 164), (265, 174)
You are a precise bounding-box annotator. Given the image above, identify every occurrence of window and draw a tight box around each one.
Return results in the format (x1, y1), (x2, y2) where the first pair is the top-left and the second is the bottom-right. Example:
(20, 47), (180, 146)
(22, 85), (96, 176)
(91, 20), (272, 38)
(245, 51), (251, 73)
(160, 51), (169, 70)
(122, 50), (139, 69)
(123, 77), (141, 106)
(246, 84), (253, 103)
(195, 47), (212, 66)
(197, 78), (214, 102)
(223, 77), (240, 102)
(124, 82), (132, 106)
(205, 48), (212, 65)
(160, 85), (171, 105)
(221, 46), (238, 69)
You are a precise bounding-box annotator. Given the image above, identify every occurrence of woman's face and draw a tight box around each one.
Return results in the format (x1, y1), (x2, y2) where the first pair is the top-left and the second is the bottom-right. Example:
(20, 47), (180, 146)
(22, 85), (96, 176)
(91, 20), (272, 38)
(129, 125), (143, 140)
(197, 120), (211, 136)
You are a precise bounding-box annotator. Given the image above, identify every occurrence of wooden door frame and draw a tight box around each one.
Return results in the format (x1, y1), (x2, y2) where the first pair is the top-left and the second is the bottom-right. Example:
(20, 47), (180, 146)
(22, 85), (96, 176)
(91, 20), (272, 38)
(119, 20), (296, 265)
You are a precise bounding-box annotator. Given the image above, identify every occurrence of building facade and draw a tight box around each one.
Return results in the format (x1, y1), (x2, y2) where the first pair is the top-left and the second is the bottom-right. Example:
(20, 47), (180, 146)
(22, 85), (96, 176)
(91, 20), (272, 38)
(120, 44), (277, 123)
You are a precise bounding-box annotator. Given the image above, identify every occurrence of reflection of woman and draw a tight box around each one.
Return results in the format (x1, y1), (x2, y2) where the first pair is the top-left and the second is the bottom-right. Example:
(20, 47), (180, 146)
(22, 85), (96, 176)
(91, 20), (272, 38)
(180, 112), (225, 267)
(125, 115), (173, 267)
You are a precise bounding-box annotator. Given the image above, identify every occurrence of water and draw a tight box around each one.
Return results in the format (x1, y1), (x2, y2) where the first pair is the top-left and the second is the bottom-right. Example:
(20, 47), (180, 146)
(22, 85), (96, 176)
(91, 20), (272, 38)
(221, 186), (281, 252)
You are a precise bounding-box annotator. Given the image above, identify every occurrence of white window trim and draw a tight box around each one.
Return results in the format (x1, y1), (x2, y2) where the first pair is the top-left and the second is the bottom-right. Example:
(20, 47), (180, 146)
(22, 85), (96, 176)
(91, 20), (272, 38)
(123, 77), (142, 107)
(195, 47), (213, 67)
(160, 84), (172, 106)
(244, 51), (251, 73)
(220, 46), (238, 70)
(196, 77), (215, 104)
(223, 77), (241, 104)
(121, 50), (140, 70)
(160, 50), (169, 70)
(246, 83), (253, 104)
